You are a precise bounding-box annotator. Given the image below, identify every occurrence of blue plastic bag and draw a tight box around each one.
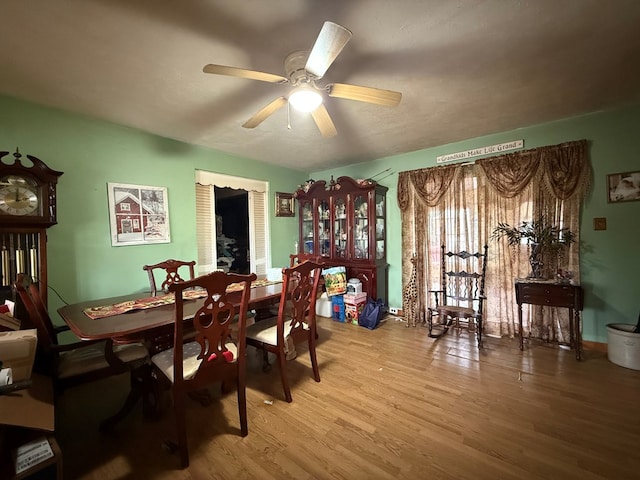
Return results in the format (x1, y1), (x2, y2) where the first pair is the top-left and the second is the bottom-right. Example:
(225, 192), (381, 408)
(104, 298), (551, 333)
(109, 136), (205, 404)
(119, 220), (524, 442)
(359, 298), (386, 330)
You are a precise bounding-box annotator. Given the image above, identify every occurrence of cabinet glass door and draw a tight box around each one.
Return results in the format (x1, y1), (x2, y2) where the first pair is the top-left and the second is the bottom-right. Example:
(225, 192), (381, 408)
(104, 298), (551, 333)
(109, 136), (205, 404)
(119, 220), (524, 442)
(375, 192), (385, 260)
(318, 199), (331, 257)
(301, 200), (315, 254)
(353, 194), (368, 259)
(333, 196), (347, 260)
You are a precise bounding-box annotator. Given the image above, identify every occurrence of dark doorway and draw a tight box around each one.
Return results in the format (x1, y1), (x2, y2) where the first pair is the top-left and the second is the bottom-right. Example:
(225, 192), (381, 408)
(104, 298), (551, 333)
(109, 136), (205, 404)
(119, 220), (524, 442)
(215, 187), (249, 274)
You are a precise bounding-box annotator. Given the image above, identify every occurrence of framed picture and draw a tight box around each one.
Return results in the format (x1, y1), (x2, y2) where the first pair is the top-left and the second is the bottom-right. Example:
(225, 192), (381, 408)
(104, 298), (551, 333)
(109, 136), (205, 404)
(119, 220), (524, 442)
(607, 171), (640, 203)
(275, 192), (295, 217)
(107, 182), (170, 246)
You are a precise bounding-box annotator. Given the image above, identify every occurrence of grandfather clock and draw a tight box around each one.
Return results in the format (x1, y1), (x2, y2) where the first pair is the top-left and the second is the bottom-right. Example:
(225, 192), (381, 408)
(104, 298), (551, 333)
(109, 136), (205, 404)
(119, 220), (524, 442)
(0, 149), (63, 309)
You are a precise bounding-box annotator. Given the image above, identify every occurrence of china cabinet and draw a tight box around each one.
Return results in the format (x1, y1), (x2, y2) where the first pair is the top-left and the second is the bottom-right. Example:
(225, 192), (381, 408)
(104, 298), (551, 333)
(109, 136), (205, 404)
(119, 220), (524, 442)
(294, 176), (388, 303)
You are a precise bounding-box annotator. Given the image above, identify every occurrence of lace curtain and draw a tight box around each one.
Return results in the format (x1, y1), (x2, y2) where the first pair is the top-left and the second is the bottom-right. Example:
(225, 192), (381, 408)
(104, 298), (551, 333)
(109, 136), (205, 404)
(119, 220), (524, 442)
(398, 140), (590, 341)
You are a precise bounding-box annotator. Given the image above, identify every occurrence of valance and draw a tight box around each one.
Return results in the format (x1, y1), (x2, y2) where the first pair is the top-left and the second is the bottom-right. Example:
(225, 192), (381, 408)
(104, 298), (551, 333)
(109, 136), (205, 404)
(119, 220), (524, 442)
(397, 140), (589, 210)
(196, 170), (267, 193)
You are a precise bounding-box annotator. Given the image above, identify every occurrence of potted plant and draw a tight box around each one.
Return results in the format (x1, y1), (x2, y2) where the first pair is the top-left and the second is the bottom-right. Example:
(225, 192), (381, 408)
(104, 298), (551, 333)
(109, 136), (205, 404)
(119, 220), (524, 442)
(492, 216), (575, 279)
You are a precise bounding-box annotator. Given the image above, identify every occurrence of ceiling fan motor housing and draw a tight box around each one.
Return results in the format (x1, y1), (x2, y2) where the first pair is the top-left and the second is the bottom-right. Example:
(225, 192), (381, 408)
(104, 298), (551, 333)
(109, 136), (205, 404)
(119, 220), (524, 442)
(284, 50), (311, 85)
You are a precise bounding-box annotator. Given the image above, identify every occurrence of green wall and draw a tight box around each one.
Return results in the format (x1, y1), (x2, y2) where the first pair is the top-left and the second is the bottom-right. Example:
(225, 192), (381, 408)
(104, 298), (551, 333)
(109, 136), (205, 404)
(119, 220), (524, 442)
(312, 104), (640, 343)
(3, 93), (638, 343)
(0, 95), (305, 321)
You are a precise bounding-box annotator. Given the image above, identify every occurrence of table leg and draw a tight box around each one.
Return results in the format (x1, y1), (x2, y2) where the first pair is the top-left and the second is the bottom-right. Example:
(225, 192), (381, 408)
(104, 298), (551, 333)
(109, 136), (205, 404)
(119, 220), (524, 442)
(568, 307), (575, 349)
(99, 363), (155, 432)
(518, 303), (524, 351)
(574, 311), (582, 361)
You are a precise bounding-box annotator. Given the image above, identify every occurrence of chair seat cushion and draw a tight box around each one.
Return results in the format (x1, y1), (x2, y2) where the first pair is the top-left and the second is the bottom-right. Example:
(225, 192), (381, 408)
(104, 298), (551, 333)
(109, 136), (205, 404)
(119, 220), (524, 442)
(58, 342), (148, 379)
(246, 317), (307, 361)
(151, 340), (238, 383)
(245, 317), (310, 345)
(432, 305), (478, 318)
(245, 317), (279, 346)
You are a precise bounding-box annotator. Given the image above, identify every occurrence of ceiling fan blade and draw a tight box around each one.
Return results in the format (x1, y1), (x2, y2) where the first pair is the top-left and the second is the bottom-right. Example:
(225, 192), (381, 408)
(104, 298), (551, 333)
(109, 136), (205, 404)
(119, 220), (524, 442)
(311, 104), (337, 138)
(305, 21), (352, 79)
(203, 64), (288, 84)
(328, 83), (402, 107)
(242, 97), (287, 129)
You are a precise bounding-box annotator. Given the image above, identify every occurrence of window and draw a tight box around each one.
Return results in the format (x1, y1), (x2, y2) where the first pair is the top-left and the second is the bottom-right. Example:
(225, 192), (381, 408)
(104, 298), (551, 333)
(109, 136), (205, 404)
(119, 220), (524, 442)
(195, 171), (271, 276)
(398, 139), (588, 341)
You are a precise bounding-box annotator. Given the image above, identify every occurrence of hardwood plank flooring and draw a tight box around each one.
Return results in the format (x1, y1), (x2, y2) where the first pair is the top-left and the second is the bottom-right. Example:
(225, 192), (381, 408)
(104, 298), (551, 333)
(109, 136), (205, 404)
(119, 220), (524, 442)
(54, 316), (640, 479)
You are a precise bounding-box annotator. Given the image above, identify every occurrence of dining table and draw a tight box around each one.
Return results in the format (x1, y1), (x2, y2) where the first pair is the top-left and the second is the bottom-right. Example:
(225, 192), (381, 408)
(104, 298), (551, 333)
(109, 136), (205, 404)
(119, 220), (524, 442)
(57, 279), (284, 430)
(58, 280), (284, 343)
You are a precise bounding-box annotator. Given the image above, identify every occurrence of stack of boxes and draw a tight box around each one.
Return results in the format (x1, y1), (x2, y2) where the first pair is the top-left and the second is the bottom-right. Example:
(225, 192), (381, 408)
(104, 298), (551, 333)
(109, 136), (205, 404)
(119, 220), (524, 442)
(344, 278), (366, 325)
(344, 292), (367, 325)
(325, 276), (368, 326)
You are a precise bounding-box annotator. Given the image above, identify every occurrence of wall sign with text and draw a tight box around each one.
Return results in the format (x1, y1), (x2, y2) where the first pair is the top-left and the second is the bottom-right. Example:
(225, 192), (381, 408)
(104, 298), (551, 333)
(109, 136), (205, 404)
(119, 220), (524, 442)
(436, 140), (524, 164)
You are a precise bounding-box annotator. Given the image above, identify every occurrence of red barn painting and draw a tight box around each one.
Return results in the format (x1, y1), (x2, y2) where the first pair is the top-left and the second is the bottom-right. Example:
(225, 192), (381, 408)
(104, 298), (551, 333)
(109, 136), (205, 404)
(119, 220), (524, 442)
(108, 183), (170, 246)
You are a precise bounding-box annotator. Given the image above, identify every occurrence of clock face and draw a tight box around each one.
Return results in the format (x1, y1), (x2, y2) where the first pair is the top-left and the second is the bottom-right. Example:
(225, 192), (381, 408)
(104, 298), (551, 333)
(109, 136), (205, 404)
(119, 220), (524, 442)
(0, 175), (41, 216)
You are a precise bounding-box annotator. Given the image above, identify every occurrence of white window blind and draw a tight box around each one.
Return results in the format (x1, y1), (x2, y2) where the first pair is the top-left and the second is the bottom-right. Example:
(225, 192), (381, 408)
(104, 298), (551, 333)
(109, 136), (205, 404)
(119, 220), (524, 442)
(249, 190), (269, 276)
(195, 183), (217, 274)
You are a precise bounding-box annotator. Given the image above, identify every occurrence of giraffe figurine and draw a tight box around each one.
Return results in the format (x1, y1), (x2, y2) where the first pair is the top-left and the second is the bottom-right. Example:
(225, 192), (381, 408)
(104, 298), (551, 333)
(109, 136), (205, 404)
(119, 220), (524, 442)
(402, 254), (418, 327)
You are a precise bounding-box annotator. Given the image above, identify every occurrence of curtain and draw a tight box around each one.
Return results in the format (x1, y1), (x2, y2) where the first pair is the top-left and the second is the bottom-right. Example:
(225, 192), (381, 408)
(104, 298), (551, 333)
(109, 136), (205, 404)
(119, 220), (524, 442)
(398, 140), (590, 341)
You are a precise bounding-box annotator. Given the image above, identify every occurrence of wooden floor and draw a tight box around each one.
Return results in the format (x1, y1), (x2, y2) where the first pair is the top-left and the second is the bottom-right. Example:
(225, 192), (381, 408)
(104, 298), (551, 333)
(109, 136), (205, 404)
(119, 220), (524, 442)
(55, 315), (640, 480)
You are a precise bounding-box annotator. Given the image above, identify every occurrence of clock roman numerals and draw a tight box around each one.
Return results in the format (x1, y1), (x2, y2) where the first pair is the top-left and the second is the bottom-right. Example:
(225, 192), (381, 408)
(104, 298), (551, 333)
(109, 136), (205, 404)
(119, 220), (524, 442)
(0, 185), (39, 215)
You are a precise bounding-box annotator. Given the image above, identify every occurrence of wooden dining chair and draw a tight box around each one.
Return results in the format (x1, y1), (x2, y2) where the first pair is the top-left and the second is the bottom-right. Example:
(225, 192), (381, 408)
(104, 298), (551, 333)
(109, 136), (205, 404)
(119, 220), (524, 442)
(150, 270), (256, 469)
(263, 254), (322, 317)
(289, 253), (322, 267)
(143, 259), (196, 296)
(246, 260), (323, 403)
(13, 274), (149, 422)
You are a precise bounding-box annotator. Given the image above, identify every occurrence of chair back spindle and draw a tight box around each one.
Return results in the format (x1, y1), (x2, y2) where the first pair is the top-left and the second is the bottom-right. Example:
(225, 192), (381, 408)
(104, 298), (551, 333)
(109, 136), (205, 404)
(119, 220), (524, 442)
(143, 259), (196, 296)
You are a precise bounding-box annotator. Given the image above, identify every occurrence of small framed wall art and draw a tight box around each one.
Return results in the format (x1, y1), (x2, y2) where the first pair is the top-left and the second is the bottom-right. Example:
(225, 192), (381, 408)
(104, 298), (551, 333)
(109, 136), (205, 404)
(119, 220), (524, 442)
(107, 182), (170, 246)
(275, 192), (295, 217)
(607, 170), (640, 203)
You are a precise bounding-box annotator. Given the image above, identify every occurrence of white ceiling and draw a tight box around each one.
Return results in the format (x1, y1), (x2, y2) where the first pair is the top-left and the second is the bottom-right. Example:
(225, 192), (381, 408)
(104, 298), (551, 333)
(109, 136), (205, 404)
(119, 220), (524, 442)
(2, 1), (639, 172)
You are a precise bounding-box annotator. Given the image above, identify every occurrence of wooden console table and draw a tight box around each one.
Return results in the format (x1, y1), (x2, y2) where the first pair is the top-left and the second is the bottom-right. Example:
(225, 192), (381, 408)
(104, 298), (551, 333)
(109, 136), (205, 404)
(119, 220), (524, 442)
(515, 280), (584, 360)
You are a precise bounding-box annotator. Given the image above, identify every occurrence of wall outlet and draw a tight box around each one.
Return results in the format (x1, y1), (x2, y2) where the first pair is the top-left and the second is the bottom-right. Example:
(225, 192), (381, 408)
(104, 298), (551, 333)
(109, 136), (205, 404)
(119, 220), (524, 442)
(389, 307), (399, 315)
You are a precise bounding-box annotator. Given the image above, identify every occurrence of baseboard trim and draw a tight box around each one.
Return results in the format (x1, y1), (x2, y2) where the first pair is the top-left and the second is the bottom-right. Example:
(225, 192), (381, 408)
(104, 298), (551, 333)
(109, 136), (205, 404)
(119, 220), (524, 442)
(583, 340), (607, 353)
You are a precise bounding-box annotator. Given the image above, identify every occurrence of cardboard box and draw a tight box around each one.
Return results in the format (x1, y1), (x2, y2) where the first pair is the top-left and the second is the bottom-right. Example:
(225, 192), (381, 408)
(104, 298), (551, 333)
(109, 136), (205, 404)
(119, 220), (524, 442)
(0, 312), (20, 331)
(0, 374), (61, 480)
(331, 295), (345, 322)
(345, 299), (367, 325)
(344, 292), (367, 304)
(0, 373), (54, 432)
(0, 329), (37, 382)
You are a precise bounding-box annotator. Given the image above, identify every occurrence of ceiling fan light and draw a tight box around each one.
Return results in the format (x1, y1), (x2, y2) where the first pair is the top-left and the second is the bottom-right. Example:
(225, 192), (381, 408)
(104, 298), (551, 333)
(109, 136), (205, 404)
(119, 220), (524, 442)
(289, 86), (323, 112)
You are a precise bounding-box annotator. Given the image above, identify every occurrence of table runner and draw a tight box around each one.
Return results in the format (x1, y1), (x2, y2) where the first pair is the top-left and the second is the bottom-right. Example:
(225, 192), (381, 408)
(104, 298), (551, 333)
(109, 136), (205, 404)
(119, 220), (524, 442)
(83, 279), (281, 320)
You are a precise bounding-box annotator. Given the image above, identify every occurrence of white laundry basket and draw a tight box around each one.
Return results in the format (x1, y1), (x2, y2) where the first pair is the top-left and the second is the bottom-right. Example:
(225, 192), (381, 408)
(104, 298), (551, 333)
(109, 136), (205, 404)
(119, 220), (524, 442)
(606, 323), (640, 370)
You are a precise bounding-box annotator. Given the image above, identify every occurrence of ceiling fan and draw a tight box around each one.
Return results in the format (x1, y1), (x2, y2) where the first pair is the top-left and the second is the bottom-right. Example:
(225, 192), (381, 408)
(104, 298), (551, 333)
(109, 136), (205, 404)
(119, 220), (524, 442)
(203, 21), (402, 138)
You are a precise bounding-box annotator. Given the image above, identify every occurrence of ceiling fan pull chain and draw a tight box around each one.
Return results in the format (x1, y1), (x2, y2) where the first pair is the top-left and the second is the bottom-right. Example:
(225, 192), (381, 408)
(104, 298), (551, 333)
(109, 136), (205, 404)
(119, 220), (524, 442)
(287, 101), (292, 130)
